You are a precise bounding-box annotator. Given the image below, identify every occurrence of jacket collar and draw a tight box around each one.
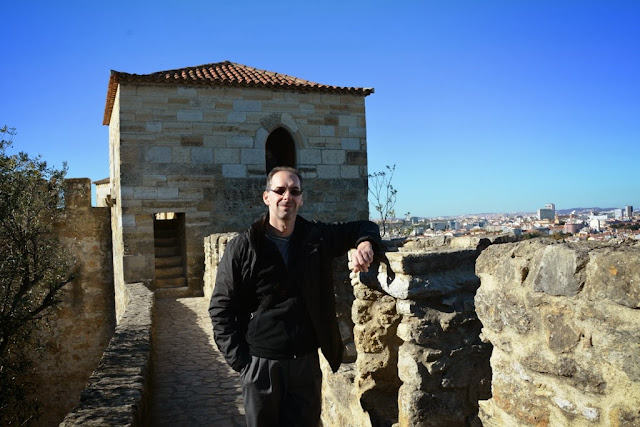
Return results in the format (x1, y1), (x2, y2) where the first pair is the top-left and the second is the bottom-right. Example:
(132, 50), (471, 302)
(248, 213), (310, 247)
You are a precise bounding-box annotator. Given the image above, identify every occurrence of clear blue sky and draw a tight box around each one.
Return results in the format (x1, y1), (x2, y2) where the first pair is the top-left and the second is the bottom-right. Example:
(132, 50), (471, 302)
(2, 1), (639, 217)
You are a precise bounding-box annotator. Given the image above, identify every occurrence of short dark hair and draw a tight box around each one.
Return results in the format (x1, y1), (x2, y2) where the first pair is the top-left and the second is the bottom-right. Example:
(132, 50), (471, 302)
(266, 166), (303, 190)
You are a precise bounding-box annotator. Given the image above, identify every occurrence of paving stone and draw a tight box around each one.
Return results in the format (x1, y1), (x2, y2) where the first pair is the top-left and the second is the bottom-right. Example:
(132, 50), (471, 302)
(148, 297), (245, 426)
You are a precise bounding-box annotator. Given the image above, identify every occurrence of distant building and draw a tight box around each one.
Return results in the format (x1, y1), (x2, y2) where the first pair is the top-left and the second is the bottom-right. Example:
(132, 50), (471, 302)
(93, 177), (110, 207)
(625, 205), (634, 218)
(590, 219), (603, 232)
(430, 220), (448, 231)
(614, 209), (624, 219)
(538, 203), (555, 221)
(564, 222), (584, 234)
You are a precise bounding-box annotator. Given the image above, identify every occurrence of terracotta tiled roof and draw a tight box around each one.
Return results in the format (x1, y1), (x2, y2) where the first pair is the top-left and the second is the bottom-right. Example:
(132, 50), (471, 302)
(93, 177), (110, 185)
(103, 61), (374, 125)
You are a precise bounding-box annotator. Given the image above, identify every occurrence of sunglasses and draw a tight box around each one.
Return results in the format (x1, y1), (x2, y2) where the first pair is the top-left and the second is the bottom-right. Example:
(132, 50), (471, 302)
(267, 187), (303, 196)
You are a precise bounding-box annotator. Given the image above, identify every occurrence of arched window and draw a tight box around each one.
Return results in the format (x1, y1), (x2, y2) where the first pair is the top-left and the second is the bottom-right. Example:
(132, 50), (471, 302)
(265, 127), (296, 175)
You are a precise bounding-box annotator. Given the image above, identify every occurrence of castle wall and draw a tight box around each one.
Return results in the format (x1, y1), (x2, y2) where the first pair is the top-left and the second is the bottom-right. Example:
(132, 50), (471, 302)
(475, 239), (640, 426)
(111, 84), (369, 297)
(30, 178), (115, 425)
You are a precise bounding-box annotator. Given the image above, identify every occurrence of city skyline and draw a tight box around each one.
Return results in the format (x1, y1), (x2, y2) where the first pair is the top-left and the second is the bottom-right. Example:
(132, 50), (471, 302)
(2, 1), (639, 217)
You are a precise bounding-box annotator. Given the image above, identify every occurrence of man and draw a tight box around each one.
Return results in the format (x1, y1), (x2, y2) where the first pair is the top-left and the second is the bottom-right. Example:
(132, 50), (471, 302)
(209, 166), (381, 426)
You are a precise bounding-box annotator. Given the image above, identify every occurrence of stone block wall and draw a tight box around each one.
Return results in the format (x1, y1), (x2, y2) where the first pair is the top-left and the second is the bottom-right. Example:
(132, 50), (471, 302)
(28, 178), (116, 425)
(475, 239), (640, 426)
(111, 83), (369, 301)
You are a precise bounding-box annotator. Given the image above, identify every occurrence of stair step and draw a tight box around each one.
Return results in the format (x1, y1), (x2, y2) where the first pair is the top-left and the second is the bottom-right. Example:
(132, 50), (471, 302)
(155, 266), (186, 279)
(154, 228), (178, 238)
(154, 218), (178, 229)
(155, 246), (180, 257)
(155, 256), (183, 268)
(155, 286), (196, 299)
(155, 277), (187, 288)
(155, 237), (179, 247)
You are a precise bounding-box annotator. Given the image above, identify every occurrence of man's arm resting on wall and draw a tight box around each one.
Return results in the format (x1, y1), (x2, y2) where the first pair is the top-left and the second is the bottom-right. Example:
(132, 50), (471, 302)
(352, 241), (375, 273)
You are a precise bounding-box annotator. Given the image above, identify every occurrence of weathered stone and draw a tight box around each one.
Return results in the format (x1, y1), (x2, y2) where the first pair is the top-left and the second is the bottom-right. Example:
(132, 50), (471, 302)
(396, 317), (443, 346)
(532, 243), (589, 296)
(487, 371), (551, 425)
(584, 244), (640, 308)
(381, 266), (480, 300)
(477, 239), (640, 427)
(544, 312), (581, 353)
(387, 249), (479, 275)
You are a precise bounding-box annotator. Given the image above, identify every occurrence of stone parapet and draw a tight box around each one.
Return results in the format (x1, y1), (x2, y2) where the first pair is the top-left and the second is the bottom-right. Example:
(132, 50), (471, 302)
(203, 232), (240, 301)
(320, 236), (506, 426)
(475, 239), (640, 426)
(60, 282), (155, 426)
(64, 178), (93, 209)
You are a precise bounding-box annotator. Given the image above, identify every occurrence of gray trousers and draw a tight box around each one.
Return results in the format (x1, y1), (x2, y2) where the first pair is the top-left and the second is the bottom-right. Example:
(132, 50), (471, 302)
(240, 351), (322, 427)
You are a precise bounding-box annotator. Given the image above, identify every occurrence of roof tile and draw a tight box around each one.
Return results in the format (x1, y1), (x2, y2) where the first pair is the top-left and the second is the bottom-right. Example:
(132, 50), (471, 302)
(103, 61), (373, 124)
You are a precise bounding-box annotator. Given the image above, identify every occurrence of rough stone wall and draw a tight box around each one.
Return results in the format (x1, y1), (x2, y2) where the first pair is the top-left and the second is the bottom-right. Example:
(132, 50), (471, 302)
(475, 239), (640, 426)
(111, 83), (369, 299)
(320, 236), (516, 427)
(60, 282), (154, 426)
(203, 232), (239, 302)
(28, 178), (115, 425)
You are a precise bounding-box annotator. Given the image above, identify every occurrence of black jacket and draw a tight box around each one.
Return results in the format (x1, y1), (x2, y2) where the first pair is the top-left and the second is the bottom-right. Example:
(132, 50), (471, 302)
(209, 214), (381, 373)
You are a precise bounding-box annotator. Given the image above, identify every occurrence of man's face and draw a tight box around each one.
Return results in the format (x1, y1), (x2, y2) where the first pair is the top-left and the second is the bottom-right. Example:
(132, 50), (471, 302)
(263, 171), (303, 222)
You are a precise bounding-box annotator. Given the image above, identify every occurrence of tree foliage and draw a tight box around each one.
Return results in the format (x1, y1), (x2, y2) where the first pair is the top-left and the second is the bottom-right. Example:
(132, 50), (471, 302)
(0, 126), (74, 424)
(368, 164), (398, 238)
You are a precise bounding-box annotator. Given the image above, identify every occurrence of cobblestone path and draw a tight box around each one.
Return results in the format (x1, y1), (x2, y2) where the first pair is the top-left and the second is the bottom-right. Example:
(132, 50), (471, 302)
(148, 297), (245, 426)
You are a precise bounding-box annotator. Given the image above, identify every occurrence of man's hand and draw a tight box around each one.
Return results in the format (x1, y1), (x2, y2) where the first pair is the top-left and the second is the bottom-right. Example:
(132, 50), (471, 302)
(352, 241), (374, 273)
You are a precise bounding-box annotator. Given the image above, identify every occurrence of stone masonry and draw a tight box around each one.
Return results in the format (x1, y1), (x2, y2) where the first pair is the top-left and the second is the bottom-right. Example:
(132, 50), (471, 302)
(475, 238), (640, 426)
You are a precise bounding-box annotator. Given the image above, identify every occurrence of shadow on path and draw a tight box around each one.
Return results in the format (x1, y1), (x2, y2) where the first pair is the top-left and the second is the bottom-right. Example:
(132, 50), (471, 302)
(148, 297), (245, 426)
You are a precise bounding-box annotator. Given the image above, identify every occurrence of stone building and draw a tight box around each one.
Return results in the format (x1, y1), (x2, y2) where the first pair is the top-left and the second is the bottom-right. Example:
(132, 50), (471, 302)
(102, 61), (374, 316)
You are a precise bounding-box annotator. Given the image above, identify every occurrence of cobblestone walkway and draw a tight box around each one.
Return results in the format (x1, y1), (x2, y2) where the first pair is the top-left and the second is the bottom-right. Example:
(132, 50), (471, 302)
(148, 297), (245, 426)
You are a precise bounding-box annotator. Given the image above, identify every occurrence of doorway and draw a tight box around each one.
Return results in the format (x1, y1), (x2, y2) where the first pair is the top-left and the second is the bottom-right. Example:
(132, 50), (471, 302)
(153, 212), (187, 289)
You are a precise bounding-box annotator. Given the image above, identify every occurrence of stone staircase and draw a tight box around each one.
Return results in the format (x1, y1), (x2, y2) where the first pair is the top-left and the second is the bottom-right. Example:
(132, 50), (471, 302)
(154, 218), (188, 293)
